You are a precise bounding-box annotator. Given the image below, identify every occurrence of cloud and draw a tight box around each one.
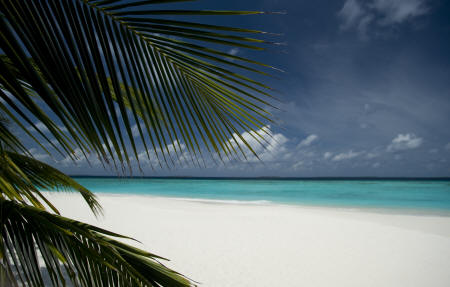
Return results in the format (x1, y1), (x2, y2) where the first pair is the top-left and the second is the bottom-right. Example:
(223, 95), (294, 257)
(296, 134), (318, 148)
(131, 124), (139, 138)
(131, 123), (147, 138)
(60, 148), (89, 166)
(387, 133), (423, 152)
(225, 48), (241, 62)
(28, 148), (50, 161)
(131, 126), (290, 171)
(165, 140), (186, 155)
(356, 15), (374, 40)
(365, 151), (381, 159)
(34, 153), (50, 161)
(332, 150), (364, 161)
(371, 0), (429, 26)
(445, 142), (450, 150)
(323, 152), (333, 160)
(33, 121), (49, 133)
(228, 48), (240, 56)
(337, 0), (429, 39)
(137, 139), (189, 168)
(338, 0), (365, 30)
(292, 160), (304, 170)
(30, 121), (68, 133)
(228, 126), (288, 162)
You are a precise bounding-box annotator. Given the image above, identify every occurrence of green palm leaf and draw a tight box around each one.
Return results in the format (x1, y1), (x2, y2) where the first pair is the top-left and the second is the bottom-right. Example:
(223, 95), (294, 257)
(0, 114), (101, 216)
(0, 151), (102, 216)
(0, 199), (192, 287)
(0, 0), (280, 167)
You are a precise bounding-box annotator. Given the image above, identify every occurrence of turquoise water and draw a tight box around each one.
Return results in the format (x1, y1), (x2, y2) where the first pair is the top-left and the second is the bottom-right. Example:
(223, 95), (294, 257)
(70, 177), (450, 211)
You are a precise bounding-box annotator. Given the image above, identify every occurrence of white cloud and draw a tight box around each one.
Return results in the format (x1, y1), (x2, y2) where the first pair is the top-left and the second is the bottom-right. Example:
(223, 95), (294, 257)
(165, 140), (186, 155)
(225, 48), (241, 63)
(357, 15), (374, 40)
(133, 127), (289, 170)
(138, 149), (160, 167)
(138, 139), (189, 167)
(366, 151), (381, 159)
(338, 0), (365, 30)
(28, 148), (50, 161)
(60, 148), (87, 166)
(228, 48), (240, 56)
(338, 0), (429, 39)
(34, 153), (50, 161)
(323, 152), (333, 160)
(296, 134), (318, 149)
(371, 0), (428, 26)
(226, 126), (289, 163)
(30, 121), (68, 133)
(131, 124), (139, 138)
(332, 150), (364, 161)
(33, 121), (49, 133)
(387, 133), (423, 152)
(131, 123), (147, 138)
(292, 160), (304, 170)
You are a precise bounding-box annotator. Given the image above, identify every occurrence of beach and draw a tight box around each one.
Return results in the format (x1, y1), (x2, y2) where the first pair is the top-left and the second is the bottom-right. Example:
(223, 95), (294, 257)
(46, 193), (450, 287)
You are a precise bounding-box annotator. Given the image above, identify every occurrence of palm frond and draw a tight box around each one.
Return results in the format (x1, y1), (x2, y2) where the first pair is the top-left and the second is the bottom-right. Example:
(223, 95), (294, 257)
(0, 198), (193, 287)
(0, 151), (102, 216)
(0, 0), (281, 169)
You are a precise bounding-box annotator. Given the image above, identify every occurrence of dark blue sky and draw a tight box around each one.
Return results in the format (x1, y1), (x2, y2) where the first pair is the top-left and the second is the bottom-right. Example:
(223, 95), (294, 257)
(25, 0), (450, 177)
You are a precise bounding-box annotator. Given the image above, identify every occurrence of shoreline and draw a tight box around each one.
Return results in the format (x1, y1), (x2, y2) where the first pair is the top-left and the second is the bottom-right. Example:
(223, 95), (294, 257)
(46, 191), (450, 217)
(43, 192), (450, 286)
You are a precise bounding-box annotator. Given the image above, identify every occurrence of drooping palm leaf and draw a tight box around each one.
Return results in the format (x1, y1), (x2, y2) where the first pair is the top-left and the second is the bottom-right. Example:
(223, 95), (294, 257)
(0, 198), (192, 287)
(0, 0), (280, 169)
(0, 151), (102, 216)
(0, 114), (100, 216)
(0, 119), (193, 286)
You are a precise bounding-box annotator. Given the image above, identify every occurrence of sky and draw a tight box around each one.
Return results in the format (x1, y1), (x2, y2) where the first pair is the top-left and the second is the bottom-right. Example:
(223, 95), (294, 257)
(21, 0), (450, 177)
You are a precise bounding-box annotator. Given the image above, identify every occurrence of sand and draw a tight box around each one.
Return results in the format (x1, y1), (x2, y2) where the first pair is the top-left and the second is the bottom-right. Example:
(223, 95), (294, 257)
(44, 193), (450, 287)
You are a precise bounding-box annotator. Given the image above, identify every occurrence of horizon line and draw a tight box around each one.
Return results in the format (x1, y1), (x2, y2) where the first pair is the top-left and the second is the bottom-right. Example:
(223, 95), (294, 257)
(69, 175), (450, 180)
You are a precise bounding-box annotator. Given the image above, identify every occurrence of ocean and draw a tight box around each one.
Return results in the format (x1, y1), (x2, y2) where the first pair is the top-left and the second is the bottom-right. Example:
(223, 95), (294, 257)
(69, 177), (450, 212)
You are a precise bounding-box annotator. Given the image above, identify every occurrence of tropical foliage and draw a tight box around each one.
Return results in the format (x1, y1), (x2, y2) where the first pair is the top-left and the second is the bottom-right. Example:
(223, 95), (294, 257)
(0, 0), (279, 285)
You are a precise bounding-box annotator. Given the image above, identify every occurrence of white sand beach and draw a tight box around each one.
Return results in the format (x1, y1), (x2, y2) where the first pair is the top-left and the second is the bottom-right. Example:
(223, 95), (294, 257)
(46, 193), (450, 287)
